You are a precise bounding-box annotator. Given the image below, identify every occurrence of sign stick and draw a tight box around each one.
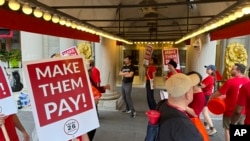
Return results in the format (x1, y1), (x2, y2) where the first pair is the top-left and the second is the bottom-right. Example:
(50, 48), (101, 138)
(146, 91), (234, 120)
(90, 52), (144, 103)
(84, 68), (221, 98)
(1, 125), (10, 141)
(107, 72), (110, 84)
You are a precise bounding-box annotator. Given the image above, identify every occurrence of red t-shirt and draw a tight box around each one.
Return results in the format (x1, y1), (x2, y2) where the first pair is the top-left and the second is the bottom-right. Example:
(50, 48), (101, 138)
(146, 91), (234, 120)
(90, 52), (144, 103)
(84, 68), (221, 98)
(0, 115), (19, 141)
(237, 82), (250, 124)
(188, 92), (206, 118)
(146, 65), (156, 80)
(167, 69), (181, 78)
(202, 75), (214, 96)
(90, 67), (101, 85)
(218, 76), (249, 116)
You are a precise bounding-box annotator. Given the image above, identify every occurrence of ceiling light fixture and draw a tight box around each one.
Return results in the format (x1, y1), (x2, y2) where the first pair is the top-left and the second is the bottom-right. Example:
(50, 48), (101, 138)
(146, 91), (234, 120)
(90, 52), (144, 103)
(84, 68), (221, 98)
(242, 6), (250, 14)
(43, 11), (51, 21)
(71, 22), (77, 29)
(52, 14), (59, 23)
(175, 3), (250, 44)
(33, 7), (43, 18)
(8, 0), (20, 11)
(59, 17), (66, 25)
(22, 3), (33, 15)
(65, 20), (72, 27)
(0, 0), (5, 6)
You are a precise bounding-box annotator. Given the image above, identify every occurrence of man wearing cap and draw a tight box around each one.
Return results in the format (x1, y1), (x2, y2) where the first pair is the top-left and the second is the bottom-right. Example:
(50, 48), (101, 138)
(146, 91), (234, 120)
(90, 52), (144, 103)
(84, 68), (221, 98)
(157, 73), (203, 141)
(210, 63), (249, 141)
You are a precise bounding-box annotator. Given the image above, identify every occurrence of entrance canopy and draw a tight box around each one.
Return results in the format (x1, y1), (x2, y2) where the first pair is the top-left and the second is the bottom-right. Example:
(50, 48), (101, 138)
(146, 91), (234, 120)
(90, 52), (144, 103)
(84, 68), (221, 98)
(2, 0), (249, 43)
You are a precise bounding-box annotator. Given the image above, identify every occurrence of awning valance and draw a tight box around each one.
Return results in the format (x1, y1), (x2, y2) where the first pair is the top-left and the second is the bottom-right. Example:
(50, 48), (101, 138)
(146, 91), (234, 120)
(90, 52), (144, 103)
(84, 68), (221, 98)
(0, 8), (99, 42)
(210, 18), (250, 41)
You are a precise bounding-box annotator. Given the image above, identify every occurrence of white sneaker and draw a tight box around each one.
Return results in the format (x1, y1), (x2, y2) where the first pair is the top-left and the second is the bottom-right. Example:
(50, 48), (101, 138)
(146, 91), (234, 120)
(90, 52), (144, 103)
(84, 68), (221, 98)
(205, 125), (209, 130)
(208, 129), (217, 136)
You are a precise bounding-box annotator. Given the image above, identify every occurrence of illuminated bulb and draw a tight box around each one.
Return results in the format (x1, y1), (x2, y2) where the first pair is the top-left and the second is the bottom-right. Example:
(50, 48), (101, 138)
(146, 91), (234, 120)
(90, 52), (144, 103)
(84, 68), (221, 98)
(33, 7), (43, 18)
(52, 14), (59, 23)
(59, 17), (66, 25)
(65, 20), (72, 27)
(0, 0), (5, 6)
(8, 0), (20, 11)
(71, 22), (77, 29)
(217, 19), (225, 26)
(242, 6), (250, 14)
(76, 25), (81, 30)
(211, 23), (218, 29)
(222, 17), (230, 23)
(43, 11), (51, 21)
(229, 14), (236, 21)
(81, 26), (86, 31)
(22, 3), (32, 15)
(235, 10), (243, 18)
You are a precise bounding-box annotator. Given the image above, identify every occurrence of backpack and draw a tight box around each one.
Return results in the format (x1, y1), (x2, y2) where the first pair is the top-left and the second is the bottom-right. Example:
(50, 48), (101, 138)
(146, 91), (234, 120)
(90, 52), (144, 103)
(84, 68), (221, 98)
(10, 71), (23, 92)
(145, 100), (167, 141)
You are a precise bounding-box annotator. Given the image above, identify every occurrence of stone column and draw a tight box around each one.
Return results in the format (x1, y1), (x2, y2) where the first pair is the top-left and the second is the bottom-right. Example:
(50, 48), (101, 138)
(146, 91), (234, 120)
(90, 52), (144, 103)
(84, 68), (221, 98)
(186, 34), (217, 78)
(94, 37), (122, 110)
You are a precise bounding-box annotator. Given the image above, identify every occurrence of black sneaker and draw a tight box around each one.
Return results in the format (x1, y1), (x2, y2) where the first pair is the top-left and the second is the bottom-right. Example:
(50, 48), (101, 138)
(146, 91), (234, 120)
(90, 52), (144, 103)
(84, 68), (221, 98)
(131, 112), (136, 118)
(122, 110), (131, 114)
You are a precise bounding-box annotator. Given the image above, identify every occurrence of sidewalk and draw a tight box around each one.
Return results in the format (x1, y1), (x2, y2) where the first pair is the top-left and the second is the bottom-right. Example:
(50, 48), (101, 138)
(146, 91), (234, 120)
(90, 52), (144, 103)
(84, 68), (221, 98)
(16, 87), (225, 141)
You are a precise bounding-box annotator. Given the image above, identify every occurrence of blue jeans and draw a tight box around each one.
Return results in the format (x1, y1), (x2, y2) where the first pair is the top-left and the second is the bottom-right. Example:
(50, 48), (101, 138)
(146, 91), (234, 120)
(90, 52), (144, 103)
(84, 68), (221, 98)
(146, 80), (156, 110)
(145, 122), (159, 141)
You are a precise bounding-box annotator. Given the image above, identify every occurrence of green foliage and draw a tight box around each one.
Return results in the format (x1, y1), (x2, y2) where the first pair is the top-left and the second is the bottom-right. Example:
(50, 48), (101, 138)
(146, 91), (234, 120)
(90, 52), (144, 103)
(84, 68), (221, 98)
(0, 49), (21, 62)
(0, 49), (21, 68)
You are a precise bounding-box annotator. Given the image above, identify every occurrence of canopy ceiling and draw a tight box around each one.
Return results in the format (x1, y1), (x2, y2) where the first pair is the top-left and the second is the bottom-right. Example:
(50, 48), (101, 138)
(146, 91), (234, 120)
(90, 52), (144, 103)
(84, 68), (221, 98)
(36, 0), (237, 42)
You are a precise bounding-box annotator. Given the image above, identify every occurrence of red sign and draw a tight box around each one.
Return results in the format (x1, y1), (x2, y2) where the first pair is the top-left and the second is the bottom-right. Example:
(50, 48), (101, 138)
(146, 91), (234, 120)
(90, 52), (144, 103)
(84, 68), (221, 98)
(162, 48), (180, 71)
(0, 67), (11, 99)
(61, 46), (79, 56)
(26, 58), (93, 127)
(143, 45), (154, 65)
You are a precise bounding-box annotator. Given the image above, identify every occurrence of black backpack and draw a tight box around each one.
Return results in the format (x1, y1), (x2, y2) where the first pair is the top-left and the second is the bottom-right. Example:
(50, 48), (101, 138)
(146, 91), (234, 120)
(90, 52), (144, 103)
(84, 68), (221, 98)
(10, 71), (23, 92)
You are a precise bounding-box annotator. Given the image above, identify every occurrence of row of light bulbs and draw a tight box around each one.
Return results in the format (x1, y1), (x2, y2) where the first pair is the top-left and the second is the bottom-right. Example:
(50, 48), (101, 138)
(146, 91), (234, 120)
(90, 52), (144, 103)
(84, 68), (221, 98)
(134, 41), (174, 45)
(0, 0), (133, 44)
(175, 5), (250, 44)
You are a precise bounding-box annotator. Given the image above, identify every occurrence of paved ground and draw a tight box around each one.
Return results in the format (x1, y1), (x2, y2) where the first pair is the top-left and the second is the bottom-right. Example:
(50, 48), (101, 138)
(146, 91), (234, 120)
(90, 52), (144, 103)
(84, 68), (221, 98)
(16, 87), (225, 141)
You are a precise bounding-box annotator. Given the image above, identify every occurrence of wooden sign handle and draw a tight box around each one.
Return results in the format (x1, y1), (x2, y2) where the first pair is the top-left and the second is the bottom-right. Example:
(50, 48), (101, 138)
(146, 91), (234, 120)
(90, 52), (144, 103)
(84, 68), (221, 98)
(1, 124), (10, 141)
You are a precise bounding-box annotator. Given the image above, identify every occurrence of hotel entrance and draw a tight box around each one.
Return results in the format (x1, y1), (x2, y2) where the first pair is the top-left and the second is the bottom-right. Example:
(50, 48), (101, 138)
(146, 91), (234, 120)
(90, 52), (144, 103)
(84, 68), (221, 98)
(116, 44), (187, 88)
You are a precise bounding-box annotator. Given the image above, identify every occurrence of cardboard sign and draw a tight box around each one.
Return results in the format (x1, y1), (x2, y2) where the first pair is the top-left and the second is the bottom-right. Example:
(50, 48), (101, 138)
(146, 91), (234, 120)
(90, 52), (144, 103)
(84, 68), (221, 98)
(0, 64), (17, 115)
(23, 56), (99, 141)
(61, 46), (79, 56)
(162, 48), (180, 71)
(143, 45), (154, 66)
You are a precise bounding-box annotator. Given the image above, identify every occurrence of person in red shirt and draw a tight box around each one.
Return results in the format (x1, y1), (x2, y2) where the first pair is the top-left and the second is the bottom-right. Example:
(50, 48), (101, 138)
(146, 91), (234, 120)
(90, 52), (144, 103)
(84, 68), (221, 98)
(210, 63), (249, 141)
(232, 68), (250, 125)
(231, 81), (250, 125)
(201, 64), (217, 135)
(165, 59), (181, 79)
(0, 114), (30, 141)
(144, 57), (157, 110)
(186, 71), (205, 119)
(89, 60), (101, 87)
